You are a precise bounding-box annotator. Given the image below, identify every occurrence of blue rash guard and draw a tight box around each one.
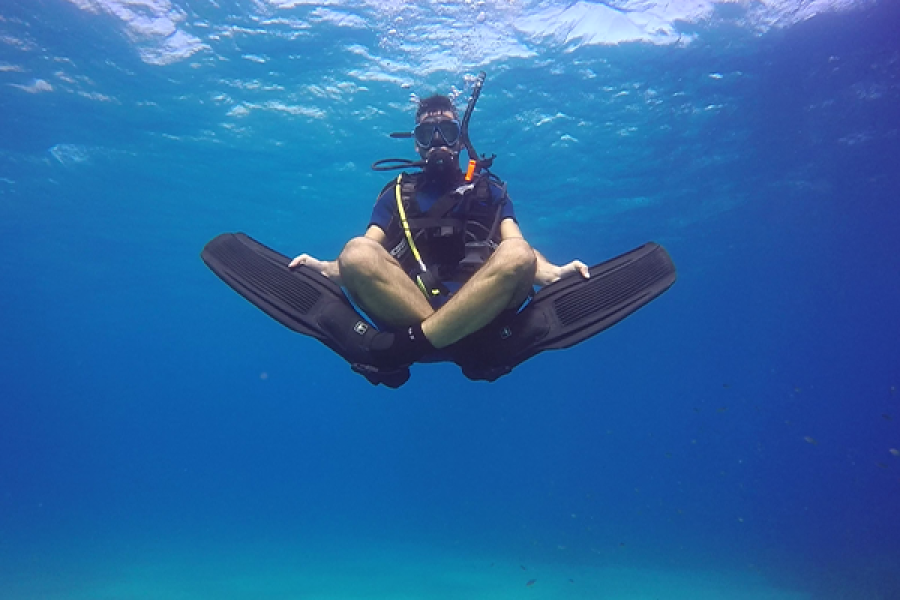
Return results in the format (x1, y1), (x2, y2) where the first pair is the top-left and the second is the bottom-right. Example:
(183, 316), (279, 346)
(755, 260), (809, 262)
(369, 178), (516, 234)
(367, 176), (517, 306)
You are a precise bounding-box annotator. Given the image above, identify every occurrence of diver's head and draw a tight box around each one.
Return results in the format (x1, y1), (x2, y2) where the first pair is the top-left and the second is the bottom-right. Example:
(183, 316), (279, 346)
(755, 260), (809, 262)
(414, 95), (462, 185)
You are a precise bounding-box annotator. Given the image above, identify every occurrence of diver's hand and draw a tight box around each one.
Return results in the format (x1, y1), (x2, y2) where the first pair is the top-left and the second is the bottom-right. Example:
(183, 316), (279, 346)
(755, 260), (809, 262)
(560, 259), (590, 280)
(289, 254), (341, 283)
(535, 259), (590, 286)
(288, 253), (321, 270)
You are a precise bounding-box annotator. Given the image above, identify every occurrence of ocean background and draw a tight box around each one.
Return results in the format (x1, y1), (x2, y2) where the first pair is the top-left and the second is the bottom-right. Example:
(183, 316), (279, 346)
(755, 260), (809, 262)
(2, 1), (899, 598)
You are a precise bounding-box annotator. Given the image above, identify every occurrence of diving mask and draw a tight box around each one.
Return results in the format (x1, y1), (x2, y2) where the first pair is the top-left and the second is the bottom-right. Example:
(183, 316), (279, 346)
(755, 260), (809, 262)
(414, 119), (461, 148)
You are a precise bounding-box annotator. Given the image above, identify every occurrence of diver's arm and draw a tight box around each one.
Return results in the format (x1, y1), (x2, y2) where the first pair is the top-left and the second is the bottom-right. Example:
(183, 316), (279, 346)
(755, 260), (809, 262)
(499, 219), (589, 286)
(363, 225), (386, 244)
(288, 225), (386, 284)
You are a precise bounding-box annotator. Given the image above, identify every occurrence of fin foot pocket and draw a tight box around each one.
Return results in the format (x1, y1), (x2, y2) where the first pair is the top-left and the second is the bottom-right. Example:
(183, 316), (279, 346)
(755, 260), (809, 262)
(351, 363), (411, 388)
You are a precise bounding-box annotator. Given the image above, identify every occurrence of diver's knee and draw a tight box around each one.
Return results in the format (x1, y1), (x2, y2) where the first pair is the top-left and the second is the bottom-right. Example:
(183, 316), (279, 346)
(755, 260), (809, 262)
(496, 238), (537, 279)
(338, 237), (383, 278)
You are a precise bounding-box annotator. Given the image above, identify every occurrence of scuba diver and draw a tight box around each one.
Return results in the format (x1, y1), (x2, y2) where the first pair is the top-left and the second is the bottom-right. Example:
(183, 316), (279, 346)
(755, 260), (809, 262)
(286, 88), (589, 373)
(201, 73), (676, 388)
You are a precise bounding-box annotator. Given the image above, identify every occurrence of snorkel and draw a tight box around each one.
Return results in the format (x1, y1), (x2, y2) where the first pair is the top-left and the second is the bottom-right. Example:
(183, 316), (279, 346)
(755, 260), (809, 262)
(458, 71), (495, 179)
(372, 71), (494, 177)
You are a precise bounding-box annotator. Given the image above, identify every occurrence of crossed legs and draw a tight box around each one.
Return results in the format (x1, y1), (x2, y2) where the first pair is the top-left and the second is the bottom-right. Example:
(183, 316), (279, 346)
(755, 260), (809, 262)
(338, 236), (537, 349)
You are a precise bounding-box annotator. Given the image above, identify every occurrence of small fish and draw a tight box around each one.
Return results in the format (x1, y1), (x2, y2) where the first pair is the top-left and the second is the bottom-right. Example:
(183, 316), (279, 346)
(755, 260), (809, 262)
(877, 462), (889, 469)
(889, 448), (899, 457)
(526, 579), (537, 587)
(804, 436), (818, 445)
(717, 407), (728, 413)
(520, 565), (527, 571)
(882, 414), (893, 421)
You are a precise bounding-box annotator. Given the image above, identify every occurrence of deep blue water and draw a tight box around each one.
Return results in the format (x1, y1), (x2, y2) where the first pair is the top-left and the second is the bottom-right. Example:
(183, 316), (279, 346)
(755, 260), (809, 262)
(1, 1), (899, 598)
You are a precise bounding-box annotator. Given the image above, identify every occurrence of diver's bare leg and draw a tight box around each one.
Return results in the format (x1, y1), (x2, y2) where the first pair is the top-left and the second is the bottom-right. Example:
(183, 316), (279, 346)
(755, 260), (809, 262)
(422, 238), (536, 348)
(338, 237), (434, 329)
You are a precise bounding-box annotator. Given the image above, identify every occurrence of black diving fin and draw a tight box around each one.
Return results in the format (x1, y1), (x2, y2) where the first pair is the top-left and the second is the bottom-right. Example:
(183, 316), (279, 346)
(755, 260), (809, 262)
(200, 233), (676, 387)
